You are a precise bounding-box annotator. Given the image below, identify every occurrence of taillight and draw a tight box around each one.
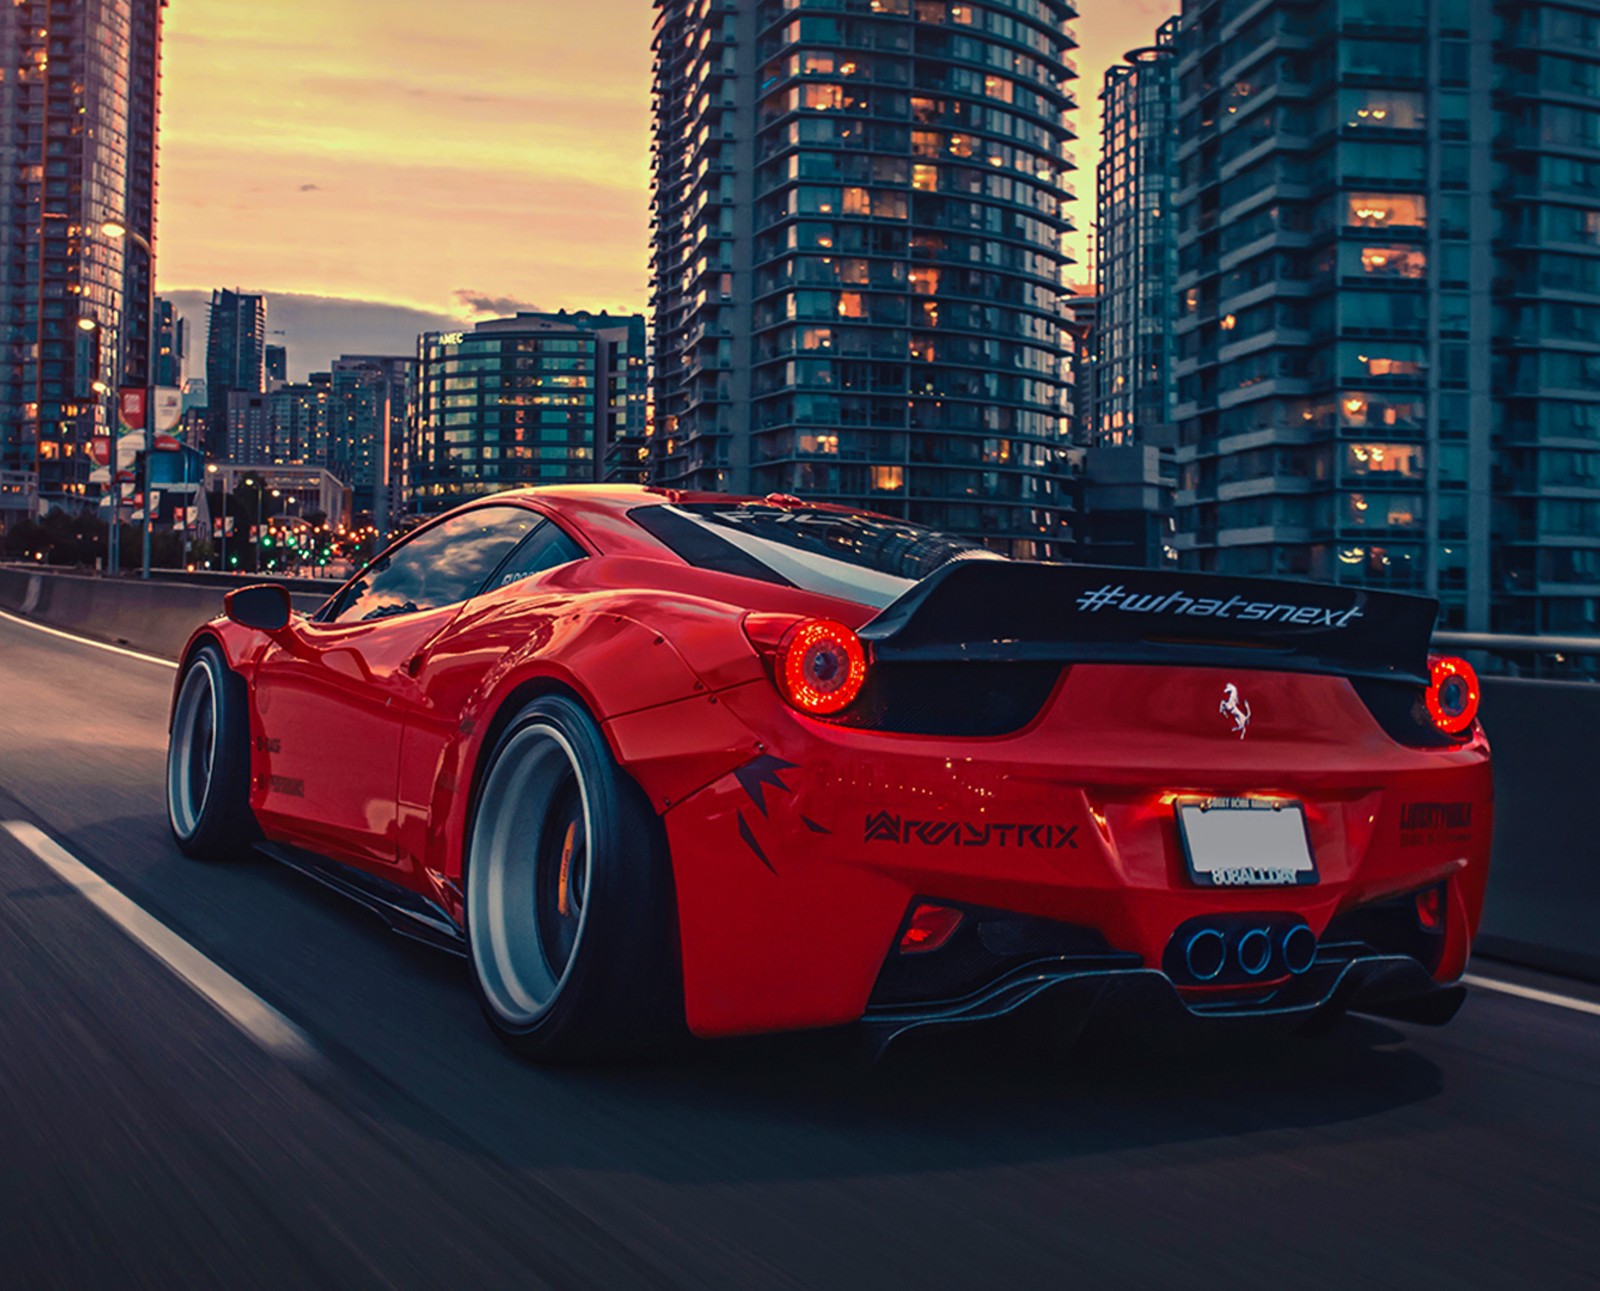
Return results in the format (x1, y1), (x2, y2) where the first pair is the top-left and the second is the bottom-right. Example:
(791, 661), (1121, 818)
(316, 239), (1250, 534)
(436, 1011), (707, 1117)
(898, 903), (964, 955)
(1425, 655), (1480, 736)
(776, 619), (868, 716)
(1415, 884), (1445, 932)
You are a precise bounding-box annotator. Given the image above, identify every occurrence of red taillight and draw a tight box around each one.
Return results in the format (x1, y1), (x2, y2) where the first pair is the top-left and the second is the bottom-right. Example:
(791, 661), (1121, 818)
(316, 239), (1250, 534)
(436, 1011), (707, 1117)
(898, 903), (964, 955)
(1425, 655), (1480, 736)
(775, 618), (868, 716)
(1416, 885), (1445, 932)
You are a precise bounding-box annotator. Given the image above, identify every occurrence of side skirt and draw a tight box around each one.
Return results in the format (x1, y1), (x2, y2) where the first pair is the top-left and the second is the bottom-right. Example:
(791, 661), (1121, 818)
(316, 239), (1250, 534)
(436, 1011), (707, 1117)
(256, 841), (466, 956)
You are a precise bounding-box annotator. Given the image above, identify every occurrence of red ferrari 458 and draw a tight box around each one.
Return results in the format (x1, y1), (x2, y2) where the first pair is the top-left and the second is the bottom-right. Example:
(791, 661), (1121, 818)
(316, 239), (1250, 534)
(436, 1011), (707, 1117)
(166, 486), (1492, 1059)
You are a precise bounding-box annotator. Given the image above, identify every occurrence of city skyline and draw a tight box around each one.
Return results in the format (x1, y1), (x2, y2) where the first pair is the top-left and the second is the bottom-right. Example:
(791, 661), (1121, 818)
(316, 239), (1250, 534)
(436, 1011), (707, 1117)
(157, 0), (1178, 360)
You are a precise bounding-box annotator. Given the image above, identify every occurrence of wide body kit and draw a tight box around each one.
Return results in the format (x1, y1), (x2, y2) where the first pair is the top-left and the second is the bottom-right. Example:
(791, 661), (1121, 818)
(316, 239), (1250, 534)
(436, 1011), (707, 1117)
(177, 487), (1492, 1047)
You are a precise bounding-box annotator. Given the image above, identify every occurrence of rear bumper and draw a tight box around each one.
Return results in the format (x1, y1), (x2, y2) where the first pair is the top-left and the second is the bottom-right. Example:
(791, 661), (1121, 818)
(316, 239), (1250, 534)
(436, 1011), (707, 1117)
(859, 951), (1464, 1057)
(615, 664), (1492, 1039)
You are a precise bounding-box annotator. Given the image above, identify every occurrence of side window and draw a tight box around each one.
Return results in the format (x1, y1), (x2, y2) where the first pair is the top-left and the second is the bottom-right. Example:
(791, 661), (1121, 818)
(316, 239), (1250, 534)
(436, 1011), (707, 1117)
(481, 519), (586, 594)
(329, 507), (542, 623)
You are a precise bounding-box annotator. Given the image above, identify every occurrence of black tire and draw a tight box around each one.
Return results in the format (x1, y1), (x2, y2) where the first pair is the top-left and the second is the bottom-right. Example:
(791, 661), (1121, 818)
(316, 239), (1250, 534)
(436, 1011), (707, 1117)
(464, 694), (682, 1062)
(166, 642), (257, 860)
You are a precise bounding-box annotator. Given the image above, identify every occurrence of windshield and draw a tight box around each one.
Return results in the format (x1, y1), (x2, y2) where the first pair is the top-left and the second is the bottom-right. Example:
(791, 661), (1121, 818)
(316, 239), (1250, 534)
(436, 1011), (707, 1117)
(629, 502), (1004, 608)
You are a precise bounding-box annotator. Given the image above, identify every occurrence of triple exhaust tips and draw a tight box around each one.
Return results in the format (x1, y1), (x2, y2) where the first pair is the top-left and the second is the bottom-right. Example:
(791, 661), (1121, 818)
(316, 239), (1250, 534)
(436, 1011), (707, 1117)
(1182, 921), (1317, 982)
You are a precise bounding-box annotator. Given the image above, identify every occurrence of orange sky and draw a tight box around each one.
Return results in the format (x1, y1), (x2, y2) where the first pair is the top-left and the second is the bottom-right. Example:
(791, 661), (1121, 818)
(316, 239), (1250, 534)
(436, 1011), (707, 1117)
(158, 0), (1176, 354)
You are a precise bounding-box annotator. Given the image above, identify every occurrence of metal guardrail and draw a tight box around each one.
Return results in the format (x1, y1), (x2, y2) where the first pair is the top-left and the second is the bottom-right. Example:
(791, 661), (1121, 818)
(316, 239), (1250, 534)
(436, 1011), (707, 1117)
(1435, 630), (1600, 656)
(0, 562), (345, 594)
(1434, 629), (1600, 682)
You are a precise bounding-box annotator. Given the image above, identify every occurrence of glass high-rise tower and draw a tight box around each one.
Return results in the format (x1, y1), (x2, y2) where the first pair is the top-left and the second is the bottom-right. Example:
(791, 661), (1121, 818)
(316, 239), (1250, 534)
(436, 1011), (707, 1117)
(650, 0), (1081, 558)
(1093, 17), (1179, 449)
(1494, 0), (1600, 634)
(0, 0), (166, 509)
(1169, 0), (1600, 634)
(204, 289), (268, 460)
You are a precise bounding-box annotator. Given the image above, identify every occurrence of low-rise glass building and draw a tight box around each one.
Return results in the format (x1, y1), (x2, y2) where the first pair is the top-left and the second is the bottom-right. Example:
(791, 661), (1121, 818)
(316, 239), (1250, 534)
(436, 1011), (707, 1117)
(410, 312), (648, 515)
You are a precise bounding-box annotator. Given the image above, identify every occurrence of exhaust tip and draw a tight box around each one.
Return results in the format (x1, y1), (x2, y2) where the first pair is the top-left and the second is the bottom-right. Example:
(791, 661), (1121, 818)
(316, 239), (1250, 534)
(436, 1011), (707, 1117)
(1282, 924), (1317, 975)
(1185, 928), (1227, 981)
(1237, 928), (1273, 976)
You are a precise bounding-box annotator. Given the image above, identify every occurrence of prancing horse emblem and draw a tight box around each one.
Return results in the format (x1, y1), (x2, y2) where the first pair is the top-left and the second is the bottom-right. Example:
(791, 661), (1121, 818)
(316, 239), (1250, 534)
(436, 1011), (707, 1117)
(1219, 683), (1251, 739)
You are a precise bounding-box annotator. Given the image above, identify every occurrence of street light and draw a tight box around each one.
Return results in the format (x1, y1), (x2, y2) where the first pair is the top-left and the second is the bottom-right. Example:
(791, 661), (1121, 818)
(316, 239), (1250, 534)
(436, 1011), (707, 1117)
(99, 219), (157, 581)
(77, 317), (118, 574)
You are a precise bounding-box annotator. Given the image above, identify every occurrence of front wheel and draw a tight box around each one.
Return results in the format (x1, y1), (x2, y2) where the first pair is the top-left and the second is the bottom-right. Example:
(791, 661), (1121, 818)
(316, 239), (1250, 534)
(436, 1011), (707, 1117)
(167, 643), (257, 859)
(465, 694), (681, 1061)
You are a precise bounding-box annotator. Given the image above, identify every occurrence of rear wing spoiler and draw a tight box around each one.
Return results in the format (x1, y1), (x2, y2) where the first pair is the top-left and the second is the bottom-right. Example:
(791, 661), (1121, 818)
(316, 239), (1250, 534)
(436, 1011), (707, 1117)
(858, 561), (1438, 686)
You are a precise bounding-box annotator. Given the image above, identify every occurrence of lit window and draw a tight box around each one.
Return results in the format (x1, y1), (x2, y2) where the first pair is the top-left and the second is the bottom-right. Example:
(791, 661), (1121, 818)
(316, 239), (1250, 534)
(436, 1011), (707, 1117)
(1357, 353), (1424, 377)
(1347, 192), (1427, 228)
(1360, 246), (1426, 278)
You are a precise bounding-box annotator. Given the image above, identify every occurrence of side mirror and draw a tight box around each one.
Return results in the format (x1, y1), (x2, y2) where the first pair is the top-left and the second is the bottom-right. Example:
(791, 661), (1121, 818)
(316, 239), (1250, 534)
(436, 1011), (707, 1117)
(225, 584), (293, 634)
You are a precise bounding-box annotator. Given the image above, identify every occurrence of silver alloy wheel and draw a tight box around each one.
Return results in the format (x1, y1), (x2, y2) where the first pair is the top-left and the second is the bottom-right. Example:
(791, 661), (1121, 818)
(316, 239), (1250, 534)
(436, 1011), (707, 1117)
(467, 722), (594, 1028)
(167, 658), (218, 840)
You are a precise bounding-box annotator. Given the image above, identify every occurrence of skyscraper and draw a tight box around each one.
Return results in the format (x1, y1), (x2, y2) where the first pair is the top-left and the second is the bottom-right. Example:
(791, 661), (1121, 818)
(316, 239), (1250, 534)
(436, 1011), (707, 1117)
(649, 0), (1081, 558)
(264, 344), (288, 390)
(1093, 18), (1179, 449)
(329, 355), (413, 532)
(225, 391), (274, 466)
(411, 312), (647, 515)
(0, 0), (167, 508)
(155, 297), (187, 388)
(1495, 0), (1600, 634)
(1169, 0), (1600, 634)
(269, 375), (330, 468)
(204, 289), (267, 459)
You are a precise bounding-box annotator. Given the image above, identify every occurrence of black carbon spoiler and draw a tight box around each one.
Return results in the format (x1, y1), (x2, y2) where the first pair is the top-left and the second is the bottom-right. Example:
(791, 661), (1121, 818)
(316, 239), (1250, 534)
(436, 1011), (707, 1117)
(858, 561), (1438, 685)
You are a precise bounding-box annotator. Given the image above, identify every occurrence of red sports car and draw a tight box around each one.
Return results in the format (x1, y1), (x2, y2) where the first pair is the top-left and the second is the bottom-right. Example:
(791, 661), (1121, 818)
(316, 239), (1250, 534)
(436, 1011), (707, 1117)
(166, 486), (1492, 1059)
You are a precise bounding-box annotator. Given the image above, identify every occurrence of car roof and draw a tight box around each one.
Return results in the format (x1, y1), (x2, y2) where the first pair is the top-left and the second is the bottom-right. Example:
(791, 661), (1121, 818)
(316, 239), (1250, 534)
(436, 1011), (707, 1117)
(458, 484), (897, 559)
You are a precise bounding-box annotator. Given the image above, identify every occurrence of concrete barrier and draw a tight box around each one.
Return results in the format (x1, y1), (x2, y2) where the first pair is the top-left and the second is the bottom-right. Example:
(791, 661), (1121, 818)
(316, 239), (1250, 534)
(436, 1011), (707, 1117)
(1, 566), (1594, 981)
(0, 567), (334, 660)
(1473, 677), (1600, 981)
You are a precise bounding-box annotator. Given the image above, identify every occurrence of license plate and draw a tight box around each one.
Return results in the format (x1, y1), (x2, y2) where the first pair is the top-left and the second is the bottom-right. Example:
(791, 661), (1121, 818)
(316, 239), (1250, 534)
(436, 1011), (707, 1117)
(1175, 797), (1318, 887)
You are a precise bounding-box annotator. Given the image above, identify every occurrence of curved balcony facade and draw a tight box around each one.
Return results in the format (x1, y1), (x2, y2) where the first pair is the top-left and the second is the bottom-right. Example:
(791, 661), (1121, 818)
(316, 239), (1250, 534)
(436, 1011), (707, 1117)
(651, 0), (1080, 558)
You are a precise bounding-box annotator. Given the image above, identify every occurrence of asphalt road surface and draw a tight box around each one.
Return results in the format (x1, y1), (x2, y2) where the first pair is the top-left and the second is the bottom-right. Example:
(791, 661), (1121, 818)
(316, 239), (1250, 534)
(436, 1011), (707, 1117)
(0, 610), (1596, 1290)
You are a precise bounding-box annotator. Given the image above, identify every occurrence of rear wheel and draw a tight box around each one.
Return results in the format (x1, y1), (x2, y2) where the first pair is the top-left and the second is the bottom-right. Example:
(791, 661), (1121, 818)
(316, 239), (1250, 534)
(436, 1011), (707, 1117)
(167, 643), (256, 859)
(465, 694), (681, 1061)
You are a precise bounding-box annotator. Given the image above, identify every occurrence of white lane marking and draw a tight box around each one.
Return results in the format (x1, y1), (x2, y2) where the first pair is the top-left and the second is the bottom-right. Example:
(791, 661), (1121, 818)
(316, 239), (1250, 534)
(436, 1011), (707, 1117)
(0, 607), (178, 669)
(1, 821), (321, 1068)
(1465, 973), (1600, 1019)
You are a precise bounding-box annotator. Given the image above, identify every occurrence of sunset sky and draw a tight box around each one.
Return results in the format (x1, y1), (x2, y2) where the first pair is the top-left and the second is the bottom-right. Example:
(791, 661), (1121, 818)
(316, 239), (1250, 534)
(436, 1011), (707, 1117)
(158, 0), (1178, 377)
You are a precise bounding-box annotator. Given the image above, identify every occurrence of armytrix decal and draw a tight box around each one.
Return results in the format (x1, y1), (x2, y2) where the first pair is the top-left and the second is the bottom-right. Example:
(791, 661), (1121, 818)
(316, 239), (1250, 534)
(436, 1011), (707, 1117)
(268, 775), (305, 798)
(864, 810), (1078, 850)
(1399, 801), (1474, 844)
(1400, 802), (1473, 830)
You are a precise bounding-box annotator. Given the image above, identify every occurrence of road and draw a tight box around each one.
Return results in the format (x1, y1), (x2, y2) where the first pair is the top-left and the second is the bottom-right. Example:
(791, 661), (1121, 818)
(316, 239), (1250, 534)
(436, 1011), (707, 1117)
(0, 611), (1596, 1289)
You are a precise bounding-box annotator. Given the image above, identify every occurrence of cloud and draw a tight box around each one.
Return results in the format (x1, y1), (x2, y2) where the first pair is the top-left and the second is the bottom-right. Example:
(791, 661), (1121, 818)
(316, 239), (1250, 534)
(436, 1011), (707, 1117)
(453, 289), (543, 317)
(159, 0), (653, 319)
